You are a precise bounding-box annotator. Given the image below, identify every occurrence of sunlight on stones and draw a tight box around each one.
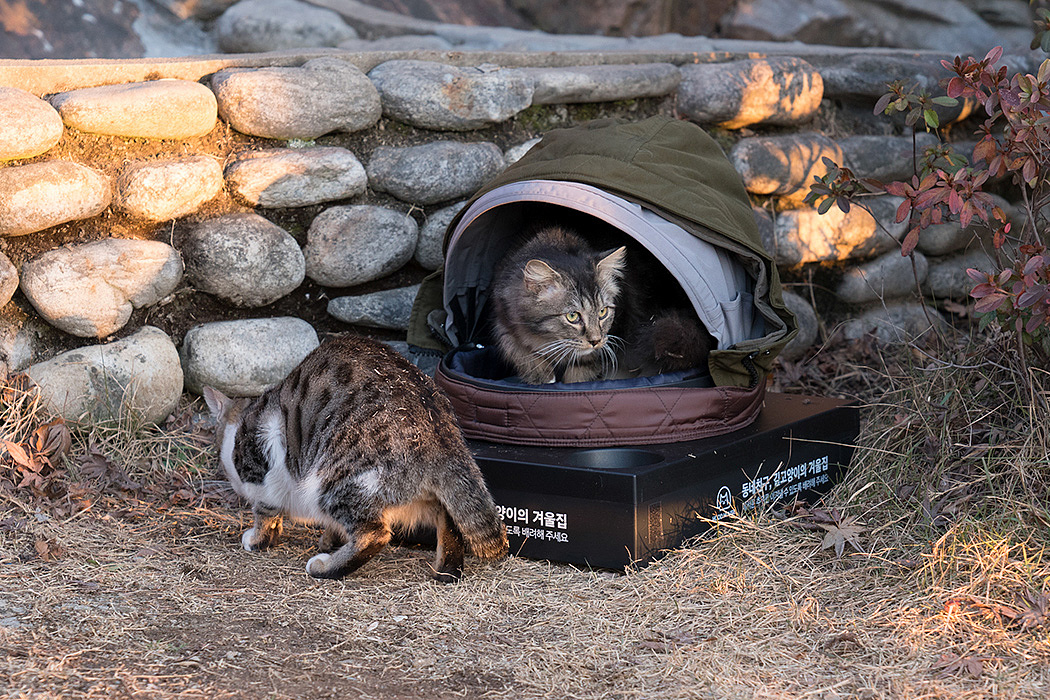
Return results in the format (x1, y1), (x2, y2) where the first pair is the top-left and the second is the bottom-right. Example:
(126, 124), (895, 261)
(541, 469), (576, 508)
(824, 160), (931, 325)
(730, 133), (844, 198)
(19, 239), (183, 338)
(224, 146), (367, 208)
(678, 57), (823, 129)
(49, 80), (218, 139)
(0, 161), (110, 236)
(114, 155), (224, 221)
(771, 196), (906, 266)
(0, 86), (63, 161)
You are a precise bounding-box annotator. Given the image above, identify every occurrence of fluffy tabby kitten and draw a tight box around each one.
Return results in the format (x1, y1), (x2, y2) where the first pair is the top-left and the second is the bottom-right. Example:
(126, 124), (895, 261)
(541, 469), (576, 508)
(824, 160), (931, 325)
(489, 225), (713, 384)
(204, 336), (508, 583)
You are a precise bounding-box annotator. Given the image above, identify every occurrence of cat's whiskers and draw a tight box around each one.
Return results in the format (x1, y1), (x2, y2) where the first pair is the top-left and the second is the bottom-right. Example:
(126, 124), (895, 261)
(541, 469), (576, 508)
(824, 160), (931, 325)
(529, 338), (576, 376)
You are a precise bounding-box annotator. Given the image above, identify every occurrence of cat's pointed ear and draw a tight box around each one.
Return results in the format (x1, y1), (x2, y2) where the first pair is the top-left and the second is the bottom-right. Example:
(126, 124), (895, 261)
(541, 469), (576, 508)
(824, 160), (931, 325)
(202, 385), (229, 418)
(596, 246), (627, 281)
(523, 259), (561, 292)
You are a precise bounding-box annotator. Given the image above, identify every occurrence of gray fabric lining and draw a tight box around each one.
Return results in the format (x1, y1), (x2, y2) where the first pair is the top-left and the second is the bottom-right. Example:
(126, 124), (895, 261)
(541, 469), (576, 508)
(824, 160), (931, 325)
(443, 179), (758, 349)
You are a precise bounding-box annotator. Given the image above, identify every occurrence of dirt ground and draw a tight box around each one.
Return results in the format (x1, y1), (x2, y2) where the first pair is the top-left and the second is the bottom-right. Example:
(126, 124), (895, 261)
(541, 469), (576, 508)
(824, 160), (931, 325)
(4, 331), (1050, 700)
(2, 485), (1048, 700)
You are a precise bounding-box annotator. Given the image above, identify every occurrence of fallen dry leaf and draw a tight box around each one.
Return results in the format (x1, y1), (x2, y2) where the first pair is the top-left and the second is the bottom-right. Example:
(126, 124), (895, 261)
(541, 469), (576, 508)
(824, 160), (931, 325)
(932, 652), (989, 679)
(819, 515), (866, 557)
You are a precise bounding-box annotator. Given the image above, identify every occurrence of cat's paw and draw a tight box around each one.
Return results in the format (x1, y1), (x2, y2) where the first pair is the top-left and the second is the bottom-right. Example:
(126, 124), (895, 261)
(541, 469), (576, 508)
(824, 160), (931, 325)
(306, 552), (333, 578)
(241, 528), (262, 551)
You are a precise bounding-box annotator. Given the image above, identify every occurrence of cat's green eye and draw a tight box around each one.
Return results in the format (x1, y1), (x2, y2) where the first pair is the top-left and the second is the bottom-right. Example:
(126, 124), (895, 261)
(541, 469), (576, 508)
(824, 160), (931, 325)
(565, 311), (581, 324)
(598, 306), (610, 319)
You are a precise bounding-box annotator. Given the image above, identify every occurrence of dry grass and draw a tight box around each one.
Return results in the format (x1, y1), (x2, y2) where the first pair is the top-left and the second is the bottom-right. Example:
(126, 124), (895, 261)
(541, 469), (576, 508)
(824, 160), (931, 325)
(3, 328), (1050, 699)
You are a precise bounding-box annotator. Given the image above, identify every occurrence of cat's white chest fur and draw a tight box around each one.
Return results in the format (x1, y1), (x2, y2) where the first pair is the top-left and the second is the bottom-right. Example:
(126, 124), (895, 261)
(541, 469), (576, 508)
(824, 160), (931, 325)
(222, 408), (325, 523)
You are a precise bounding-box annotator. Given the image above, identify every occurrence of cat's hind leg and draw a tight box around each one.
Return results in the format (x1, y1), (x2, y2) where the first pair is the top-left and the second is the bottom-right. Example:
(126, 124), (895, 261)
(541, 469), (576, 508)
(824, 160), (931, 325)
(306, 519), (391, 579)
(317, 525), (348, 553)
(242, 504), (283, 551)
(429, 506), (465, 584)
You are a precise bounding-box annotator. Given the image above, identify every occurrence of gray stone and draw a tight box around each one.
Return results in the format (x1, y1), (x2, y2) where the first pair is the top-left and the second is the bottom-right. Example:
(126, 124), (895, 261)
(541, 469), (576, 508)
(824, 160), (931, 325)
(0, 317), (44, 374)
(304, 205), (418, 288)
(28, 326), (183, 424)
(0, 161), (111, 237)
(839, 0), (1005, 55)
(20, 239), (183, 338)
(505, 137), (541, 166)
(327, 284), (421, 331)
(836, 250), (928, 303)
(367, 141), (504, 206)
(678, 57), (824, 129)
(840, 301), (948, 344)
(730, 133), (844, 197)
(115, 156), (223, 221)
(416, 202), (466, 270)
(721, 0), (876, 46)
(225, 146), (367, 208)
(215, 0), (357, 52)
(0, 251), (15, 308)
(818, 54), (950, 101)
(780, 291), (819, 361)
(180, 317), (319, 397)
(924, 248), (996, 301)
(338, 35), (454, 51)
(519, 63), (681, 104)
(771, 196), (907, 266)
(180, 213), (305, 307)
(368, 60), (534, 131)
(0, 87), (63, 161)
(839, 133), (940, 183)
(50, 80), (217, 139)
(211, 57), (381, 139)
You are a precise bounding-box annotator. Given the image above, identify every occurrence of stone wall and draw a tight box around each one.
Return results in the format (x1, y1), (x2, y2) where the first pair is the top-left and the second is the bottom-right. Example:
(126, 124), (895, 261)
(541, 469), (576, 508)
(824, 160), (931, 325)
(0, 46), (1010, 423)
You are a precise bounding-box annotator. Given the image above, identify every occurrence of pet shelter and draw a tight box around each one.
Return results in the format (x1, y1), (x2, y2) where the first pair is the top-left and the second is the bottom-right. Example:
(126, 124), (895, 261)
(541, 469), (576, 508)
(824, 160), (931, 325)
(407, 116), (857, 567)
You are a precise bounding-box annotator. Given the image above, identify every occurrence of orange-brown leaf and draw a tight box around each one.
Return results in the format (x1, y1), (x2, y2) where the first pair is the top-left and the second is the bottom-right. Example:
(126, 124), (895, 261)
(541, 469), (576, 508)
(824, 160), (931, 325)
(2, 439), (32, 468)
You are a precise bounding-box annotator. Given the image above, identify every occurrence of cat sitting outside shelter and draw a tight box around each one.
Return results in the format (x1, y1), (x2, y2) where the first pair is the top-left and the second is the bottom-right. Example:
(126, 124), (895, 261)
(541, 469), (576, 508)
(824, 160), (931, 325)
(205, 336), (508, 583)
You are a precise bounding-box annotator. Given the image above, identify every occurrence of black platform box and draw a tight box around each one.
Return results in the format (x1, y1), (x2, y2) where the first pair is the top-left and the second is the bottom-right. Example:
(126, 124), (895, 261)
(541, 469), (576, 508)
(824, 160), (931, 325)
(470, 392), (859, 570)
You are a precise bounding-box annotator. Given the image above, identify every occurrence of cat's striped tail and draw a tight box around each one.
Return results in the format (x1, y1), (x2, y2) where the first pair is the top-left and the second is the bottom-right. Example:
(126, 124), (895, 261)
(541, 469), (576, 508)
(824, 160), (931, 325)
(438, 459), (509, 559)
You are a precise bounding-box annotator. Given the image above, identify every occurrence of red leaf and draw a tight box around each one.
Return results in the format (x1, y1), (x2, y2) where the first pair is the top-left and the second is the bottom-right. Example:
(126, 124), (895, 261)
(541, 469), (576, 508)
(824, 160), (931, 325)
(1024, 255), (1045, 276)
(895, 199), (912, 223)
(874, 93), (893, 115)
(884, 181), (910, 197)
(901, 228), (920, 256)
(974, 292), (1008, 313)
(984, 45), (1003, 66)
(966, 268), (990, 283)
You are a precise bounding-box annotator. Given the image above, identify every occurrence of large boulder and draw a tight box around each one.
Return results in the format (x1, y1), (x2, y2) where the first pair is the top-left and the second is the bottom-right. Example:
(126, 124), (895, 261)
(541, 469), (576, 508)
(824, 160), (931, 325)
(0, 87), (63, 161)
(179, 213), (305, 308)
(211, 57), (380, 139)
(0, 162), (111, 237)
(20, 239), (183, 338)
(28, 327), (184, 424)
(180, 317), (319, 397)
